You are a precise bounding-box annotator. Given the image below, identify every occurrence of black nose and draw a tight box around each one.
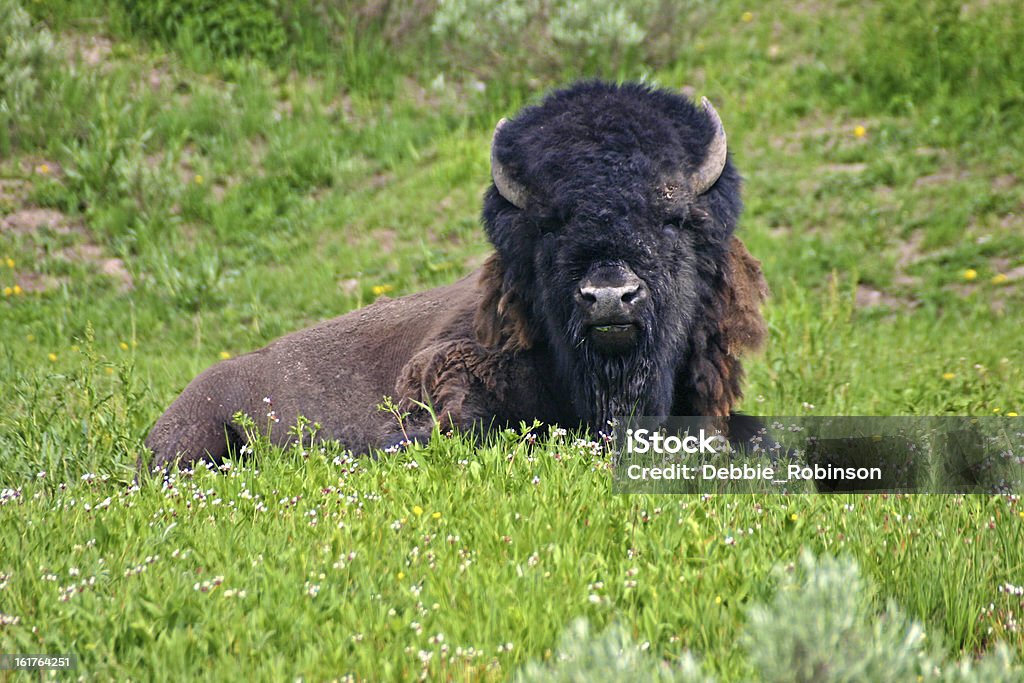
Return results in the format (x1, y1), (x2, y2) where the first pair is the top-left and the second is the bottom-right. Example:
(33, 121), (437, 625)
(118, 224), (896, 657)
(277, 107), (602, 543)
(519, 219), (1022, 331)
(575, 265), (648, 322)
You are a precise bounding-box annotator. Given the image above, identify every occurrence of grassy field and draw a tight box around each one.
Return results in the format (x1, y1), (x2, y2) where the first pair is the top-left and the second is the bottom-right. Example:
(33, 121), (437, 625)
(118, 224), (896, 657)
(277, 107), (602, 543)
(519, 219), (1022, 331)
(2, 0), (1024, 679)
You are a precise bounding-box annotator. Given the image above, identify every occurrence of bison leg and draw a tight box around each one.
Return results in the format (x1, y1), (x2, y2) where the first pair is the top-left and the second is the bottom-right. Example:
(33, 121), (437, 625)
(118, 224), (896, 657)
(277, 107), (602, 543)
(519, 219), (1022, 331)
(140, 363), (250, 476)
(143, 415), (244, 476)
(393, 340), (509, 445)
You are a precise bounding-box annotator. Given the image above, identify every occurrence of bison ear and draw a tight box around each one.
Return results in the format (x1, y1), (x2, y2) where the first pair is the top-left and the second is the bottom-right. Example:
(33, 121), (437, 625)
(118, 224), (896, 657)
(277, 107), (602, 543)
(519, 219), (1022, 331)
(721, 236), (769, 357)
(474, 253), (536, 352)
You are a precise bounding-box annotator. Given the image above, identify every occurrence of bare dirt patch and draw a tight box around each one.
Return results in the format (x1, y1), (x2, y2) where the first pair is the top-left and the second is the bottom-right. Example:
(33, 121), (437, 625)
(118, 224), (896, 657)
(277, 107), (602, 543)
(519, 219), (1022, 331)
(947, 281), (1018, 315)
(769, 113), (846, 152)
(19, 159), (64, 179)
(888, 230), (924, 289)
(62, 32), (113, 70)
(1005, 265), (1024, 281)
(821, 162), (867, 174)
(59, 242), (133, 290)
(993, 264), (1024, 282)
(946, 256), (1023, 314)
(337, 278), (360, 296)
(913, 167), (970, 188)
(143, 60), (174, 92)
(895, 231), (925, 270)
(14, 271), (67, 293)
(367, 228), (397, 254)
(855, 284), (917, 310)
(1, 207), (134, 292)
(0, 179), (30, 210)
(851, 231), (925, 309)
(991, 173), (1017, 192)
(998, 213), (1022, 231)
(1, 208), (77, 236)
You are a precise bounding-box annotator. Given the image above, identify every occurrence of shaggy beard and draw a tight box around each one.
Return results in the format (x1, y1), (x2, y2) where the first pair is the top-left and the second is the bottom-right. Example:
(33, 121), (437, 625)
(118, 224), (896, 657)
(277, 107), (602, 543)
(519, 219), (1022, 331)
(560, 320), (675, 432)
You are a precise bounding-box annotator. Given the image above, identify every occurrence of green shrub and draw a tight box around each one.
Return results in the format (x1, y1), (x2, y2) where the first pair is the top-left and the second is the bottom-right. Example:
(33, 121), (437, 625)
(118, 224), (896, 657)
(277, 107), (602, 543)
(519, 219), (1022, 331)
(514, 618), (711, 683)
(118, 0), (288, 61)
(517, 552), (1020, 682)
(431, 0), (670, 80)
(0, 0), (59, 153)
(746, 551), (1020, 682)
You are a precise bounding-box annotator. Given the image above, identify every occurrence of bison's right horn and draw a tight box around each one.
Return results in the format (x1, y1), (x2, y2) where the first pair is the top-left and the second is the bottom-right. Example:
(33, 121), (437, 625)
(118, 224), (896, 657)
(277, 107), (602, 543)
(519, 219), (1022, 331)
(491, 118), (530, 210)
(691, 97), (728, 195)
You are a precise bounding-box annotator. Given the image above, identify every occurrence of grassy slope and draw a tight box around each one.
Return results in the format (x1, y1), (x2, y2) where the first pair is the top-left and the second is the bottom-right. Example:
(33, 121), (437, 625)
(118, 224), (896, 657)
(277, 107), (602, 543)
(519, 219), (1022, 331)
(2, 0), (1024, 679)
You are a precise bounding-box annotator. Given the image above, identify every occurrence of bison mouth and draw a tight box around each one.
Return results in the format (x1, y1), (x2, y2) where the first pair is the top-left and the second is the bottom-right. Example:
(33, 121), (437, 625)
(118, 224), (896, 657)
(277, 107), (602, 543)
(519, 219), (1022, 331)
(586, 321), (641, 354)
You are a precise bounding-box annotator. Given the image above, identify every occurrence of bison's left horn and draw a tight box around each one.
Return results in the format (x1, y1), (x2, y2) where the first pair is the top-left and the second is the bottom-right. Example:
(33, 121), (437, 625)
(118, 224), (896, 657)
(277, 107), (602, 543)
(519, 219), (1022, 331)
(491, 118), (530, 210)
(691, 97), (728, 195)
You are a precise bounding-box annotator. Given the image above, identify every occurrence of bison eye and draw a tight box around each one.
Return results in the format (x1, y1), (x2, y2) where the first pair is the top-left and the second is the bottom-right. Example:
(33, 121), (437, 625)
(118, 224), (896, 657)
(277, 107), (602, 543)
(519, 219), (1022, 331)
(536, 220), (560, 236)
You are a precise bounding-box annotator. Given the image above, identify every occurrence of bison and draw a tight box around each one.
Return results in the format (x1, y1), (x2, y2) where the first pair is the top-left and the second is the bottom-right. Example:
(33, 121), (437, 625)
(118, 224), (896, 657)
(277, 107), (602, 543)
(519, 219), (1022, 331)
(142, 80), (768, 473)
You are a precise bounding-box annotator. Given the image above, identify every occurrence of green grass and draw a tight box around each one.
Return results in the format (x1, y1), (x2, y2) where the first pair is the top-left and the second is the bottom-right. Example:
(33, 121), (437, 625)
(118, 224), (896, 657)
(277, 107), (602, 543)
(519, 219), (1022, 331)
(4, 435), (1024, 680)
(2, 0), (1024, 679)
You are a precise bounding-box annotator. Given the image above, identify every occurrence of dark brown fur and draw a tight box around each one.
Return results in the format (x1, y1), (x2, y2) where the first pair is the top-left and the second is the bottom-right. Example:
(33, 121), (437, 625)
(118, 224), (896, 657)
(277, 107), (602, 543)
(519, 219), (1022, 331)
(143, 238), (766, 472)
(673, 236), (769, 417)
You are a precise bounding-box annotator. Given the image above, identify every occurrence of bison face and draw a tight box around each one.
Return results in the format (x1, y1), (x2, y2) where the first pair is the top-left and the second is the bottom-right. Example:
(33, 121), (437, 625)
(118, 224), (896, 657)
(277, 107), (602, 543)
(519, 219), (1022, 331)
(480, 81), (742, 428)
(575, 261), (649, 354)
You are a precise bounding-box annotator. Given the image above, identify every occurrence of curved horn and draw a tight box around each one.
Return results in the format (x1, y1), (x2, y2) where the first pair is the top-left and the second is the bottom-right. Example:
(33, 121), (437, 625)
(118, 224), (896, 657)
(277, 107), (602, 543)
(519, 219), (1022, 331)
(490, 118), (530, 210)
(691, 97), (728, 195)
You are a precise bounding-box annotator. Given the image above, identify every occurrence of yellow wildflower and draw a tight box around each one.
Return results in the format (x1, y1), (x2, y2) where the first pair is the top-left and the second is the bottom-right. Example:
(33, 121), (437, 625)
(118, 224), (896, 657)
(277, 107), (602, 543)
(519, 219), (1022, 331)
(5, 258), (13, 268)
(790, 513), (798, 521)
(942, 372), (956, 380)
(412, 506), (423, 517)
(991, 273), (1008, 285)
(431, 511), (441, 520)
(1008, 412), (1019, 417)
(397, 571), (405, 580)
(741, 11), (754, 22)
(993, 408), (1002, 413)
(715, 595), (722, 604)
(854, 125), (866, 138)
(194, 174), (204, 185)
(119, 341), (129, 351)
(372, 284), (393, 297)
(48, 352), (57, 362)
(219, 351), (232, 360)
(13, 285), (22, 295)
(104, 367), (114, 374)
(37, 164), (50, 175)
(962, 268), (977, 281)
(2, 287), (10, 297)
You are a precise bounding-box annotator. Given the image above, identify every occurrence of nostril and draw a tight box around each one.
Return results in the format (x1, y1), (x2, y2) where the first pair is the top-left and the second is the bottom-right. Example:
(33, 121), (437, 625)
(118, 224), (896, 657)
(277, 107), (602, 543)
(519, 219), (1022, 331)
(622, 284), (648, 307)
(577, 287), (597, 305)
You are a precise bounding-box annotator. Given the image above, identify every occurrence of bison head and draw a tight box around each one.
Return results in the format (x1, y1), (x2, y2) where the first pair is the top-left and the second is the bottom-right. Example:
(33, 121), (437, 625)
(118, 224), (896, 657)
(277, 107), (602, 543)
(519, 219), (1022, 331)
(480, 81), (745, 429)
